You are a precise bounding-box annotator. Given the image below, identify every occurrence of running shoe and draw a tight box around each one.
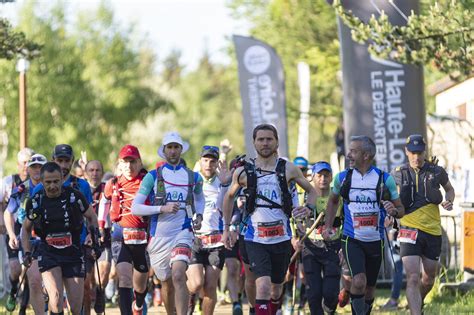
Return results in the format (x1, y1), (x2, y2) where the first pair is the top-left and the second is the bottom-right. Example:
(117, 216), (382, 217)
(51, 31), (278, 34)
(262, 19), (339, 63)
(232, 302), (243, 315)
(338, 289), (350, 308)
(132, 301), (143, 315)
(94, 286), (106, 314)
(381, 299), (398, 310)
(6, 293), (17, 312)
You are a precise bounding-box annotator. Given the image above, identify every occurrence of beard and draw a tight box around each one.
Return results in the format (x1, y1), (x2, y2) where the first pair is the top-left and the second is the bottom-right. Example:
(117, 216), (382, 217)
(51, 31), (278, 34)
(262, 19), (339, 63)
(256, 147), (277, 159)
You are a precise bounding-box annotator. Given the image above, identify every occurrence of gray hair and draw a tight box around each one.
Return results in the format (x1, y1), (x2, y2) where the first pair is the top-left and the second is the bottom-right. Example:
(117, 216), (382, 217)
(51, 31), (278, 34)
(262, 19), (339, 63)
(350, 136), (376, 159)
(17, 147), (35, 162)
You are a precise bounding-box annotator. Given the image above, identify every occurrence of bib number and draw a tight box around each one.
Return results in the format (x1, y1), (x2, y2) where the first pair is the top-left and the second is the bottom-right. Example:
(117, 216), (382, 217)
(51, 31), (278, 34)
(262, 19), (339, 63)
(123, 228), (147, 245)
(353, 212), (378, 230)
(258, 220), (285, 239)
(309, 226), (337, 242)
(398, 228), (418, 244)
(46, 232), (72, 249)
(197, 232), (223, 248)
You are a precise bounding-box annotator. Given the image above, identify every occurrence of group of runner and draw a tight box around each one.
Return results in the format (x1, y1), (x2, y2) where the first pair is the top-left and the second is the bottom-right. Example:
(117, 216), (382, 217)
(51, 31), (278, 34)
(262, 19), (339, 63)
(0, 124), (455, 315)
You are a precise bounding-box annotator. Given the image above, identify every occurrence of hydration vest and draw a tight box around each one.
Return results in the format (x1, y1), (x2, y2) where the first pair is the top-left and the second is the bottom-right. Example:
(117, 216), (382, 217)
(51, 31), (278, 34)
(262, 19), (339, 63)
(242, 158), (293, 218)
(339, 168), (391, 207)
(109, 169), (148, 223)
(396, 162), (443, 212)
(154, 165), (196, 218)
(27, 186), (85, 241)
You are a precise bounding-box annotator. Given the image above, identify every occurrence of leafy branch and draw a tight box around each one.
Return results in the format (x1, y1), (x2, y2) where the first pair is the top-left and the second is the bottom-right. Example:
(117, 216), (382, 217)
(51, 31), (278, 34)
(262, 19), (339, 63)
(333, 0), (473, 79)
(0, 18), (41, 60)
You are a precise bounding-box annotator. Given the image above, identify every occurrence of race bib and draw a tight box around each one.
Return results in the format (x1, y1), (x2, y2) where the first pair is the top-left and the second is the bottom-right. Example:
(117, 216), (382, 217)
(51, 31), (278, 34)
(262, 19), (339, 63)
(398, 227), (418, 244)
(309, 226), (337, 242)
(197, 232), (223, 248)
(258, 220), (285, 239)
(123, 228), (147, 245)
(353, 212), (378, 230)
(171, 246), (191, 261)
(45, 232), (72, 249)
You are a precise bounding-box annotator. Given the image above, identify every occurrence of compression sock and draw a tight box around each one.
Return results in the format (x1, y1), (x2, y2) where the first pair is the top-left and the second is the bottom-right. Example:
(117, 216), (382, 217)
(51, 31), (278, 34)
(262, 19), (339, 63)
(255, 299), (270, 315)
(134, 289), (147, 308)
(350, 293), (365, 315)
(365, 298), (374, 315)
(119, 287), (133, 315)
(10, 278), (19, 295)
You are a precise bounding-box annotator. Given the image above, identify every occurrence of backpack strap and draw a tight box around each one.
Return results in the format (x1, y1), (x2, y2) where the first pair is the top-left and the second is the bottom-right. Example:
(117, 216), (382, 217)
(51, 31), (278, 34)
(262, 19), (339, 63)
(13, 174), (22, 187)
(275, 158), (292, 217)
(243, 161), (257, 216)
(184, 167), (196, 218)
(154, 166), (166, 206)
(69, 175), (80, 190)
(339, 168), (353, 204)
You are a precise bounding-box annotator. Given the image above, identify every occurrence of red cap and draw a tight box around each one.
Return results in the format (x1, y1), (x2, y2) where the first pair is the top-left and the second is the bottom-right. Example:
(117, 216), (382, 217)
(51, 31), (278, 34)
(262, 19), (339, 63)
(119, 144), (141, 160)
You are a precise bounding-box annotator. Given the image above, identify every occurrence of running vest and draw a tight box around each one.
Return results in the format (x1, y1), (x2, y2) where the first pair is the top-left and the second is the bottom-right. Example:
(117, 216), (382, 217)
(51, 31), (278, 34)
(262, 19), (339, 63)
(10, 180), (33, 224)
(154, 165), (195, 218)
(338, 167), (389, 242)
(396, 163), (443, 213)
(109, 169), (148, 224)
(243, 158), (292, 218)
(28, 187), (85, 249)
(243, 160), (292, 244)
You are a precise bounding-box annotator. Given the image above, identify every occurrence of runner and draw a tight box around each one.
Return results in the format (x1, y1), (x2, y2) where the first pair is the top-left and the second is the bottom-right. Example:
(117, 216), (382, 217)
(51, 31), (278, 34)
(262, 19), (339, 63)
(298, 161), (343, 315)
(98, 145), (149, 315)
(4, 153), (47, 313)
(187, 145), (231, 315)
(131, 131), (205, 315)
(84, 159), (109, 314)
(1, 147), (35, 314)
(222, 124), (317, 315)
(391, 134), (455, 315)
(20, 161), (100, 315)
(322, 135), (404, 315)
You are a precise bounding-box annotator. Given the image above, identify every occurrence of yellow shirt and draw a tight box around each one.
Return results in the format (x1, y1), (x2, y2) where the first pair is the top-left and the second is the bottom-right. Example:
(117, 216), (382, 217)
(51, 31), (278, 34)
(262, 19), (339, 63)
(400, 203), (441, 236)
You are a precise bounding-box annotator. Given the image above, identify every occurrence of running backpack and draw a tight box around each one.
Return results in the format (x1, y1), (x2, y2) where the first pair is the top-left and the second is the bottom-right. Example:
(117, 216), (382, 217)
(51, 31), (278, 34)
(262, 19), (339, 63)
(243, 158), (293, 218)
(109, 169), (148, 223)
(339, 168), (391, 207)
(154, 165), (196, 218)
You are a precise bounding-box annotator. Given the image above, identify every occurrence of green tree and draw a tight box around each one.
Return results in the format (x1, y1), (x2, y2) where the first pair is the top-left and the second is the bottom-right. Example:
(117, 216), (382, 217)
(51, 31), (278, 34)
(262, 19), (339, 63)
(0, 1), (167, 172)
(0, 17), (41, 60)
(334, 0), (473, 78)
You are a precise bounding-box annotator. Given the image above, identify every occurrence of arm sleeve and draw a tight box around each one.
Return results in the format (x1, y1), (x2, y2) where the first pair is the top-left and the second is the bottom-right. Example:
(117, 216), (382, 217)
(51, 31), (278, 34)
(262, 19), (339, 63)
(132, 173), (162, 216)
(385, 175), (400, 200)
(97, 194), (110, 229)
(331, 172), (342, 195)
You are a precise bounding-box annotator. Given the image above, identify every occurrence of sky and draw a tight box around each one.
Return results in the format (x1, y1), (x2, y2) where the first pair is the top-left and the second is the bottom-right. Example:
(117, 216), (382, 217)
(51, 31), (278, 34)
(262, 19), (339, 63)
(0, 0), (251, 70)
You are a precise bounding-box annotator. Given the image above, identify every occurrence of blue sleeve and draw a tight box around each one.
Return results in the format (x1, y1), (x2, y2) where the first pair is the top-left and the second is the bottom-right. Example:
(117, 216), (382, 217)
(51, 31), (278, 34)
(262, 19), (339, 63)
(79, 180), (93, 203)
(194, 172), (203, 194)
(138, 172), (156, 196)
(384, 174), (399, 200)
(32, 183), (43, 195)
(331, 171), (344, 195)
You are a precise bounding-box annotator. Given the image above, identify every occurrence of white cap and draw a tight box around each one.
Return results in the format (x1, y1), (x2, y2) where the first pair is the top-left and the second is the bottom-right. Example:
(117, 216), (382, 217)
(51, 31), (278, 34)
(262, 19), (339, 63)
(27, 154), (47, 167)
(158, 131), (189, 159)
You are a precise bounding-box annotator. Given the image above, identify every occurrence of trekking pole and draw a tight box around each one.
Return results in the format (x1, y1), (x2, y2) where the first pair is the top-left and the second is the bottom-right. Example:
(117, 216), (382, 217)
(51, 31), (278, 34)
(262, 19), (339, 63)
(291, 261), (298, 315)
(91, 228), (106, 314)
(289, 212), (324, 264)
(384, 227), (398, 274)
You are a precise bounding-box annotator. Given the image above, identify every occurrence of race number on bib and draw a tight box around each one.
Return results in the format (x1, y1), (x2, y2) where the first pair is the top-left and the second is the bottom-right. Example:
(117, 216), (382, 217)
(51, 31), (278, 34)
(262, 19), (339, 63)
(398, 227), (418, 244)
(46, 232), (72, 249)
(123, 228), (147, 245)
(197, 232), (223, 247)
(353, 212), (378, 230)
(257, 220), (285, 239)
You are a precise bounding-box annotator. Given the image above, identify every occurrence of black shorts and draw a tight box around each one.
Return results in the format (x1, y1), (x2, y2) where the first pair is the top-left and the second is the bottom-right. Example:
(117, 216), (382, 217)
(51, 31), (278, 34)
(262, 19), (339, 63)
(399, 227), (442, 261)
(224, 239), (240, 259)
(37, 243), (85, 278)
(245, 240), (291, 284)
(190, 246), (225, 269)
(302, 240), (341, 278)
(117, 242), (149, 273)
(5, 222), (21, 259)
(341, 235), (383, 287)
(239, 235), (249, 265)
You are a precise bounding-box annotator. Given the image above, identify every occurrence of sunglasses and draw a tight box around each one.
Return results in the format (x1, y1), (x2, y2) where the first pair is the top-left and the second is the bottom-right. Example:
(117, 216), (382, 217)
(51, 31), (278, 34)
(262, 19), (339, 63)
(29, 156), (46, 164)
(202, 145), (219, 153)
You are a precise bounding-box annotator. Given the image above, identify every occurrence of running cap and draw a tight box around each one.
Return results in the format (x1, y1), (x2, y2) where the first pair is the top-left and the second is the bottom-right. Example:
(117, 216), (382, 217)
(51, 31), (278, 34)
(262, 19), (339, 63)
(405, 134), (426, 152)
(52, 144), (73, 159)
(119, 144), (141, 160)
(201, 145), (219, 160)
(312, 161), (332, 174)
(158, 131), (189, 159)
(293, 156), (309, 169)
(17, 147), (35, 162)
(27, 154), (47, 167)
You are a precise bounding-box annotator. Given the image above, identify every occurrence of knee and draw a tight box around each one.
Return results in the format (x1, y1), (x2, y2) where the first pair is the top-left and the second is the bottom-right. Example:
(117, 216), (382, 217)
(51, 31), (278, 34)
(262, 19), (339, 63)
(256, 280), (271, 297)
(188, 278), (203, 294)
(407, 273), (420, 288)
(421, 273), (435, 287)
(172, 268), (187, 285)
(352, 274), (367, 291)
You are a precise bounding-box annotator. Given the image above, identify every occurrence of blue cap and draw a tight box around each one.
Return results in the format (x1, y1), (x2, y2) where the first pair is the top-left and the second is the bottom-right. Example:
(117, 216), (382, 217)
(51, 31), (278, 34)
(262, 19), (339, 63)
(293, 156), (309, 168)
(312, 161), (332, 174)
(405, 134), (426, 152)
